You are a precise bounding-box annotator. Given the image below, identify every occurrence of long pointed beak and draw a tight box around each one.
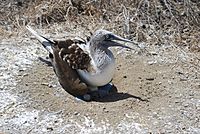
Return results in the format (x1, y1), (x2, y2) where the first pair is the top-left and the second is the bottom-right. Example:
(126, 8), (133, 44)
(111, 35), (133, 43)
(103, 40), (133, 50)
(105, 34), (134, 49)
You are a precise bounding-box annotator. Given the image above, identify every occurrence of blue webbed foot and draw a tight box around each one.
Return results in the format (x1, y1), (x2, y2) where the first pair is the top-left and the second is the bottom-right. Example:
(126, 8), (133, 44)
(75, 83), (117, 101)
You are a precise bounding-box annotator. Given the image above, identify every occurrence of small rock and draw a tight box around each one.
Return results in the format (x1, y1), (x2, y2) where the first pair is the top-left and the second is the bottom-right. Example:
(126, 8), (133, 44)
(148, 61), (157, 65)
(183, 103), (189, 107)
(180, 78), (187, 81)
(146, 78), (155, 81)
(23, 73), (28, 77)
(177, 71), (184, 75)
(74, 111), (79, 115)
(158, 82), (162, 85)
(150, 52), (158, 55)
(41, 83), (49, 86)
(103, 107), (109, 113)
(19, 69), (24, 72)
(47, 127), (53, 131)
(48, 84), (53, 88)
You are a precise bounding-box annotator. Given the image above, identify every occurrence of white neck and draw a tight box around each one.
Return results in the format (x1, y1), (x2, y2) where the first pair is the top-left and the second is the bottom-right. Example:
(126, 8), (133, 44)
(77, 46), (115, 87)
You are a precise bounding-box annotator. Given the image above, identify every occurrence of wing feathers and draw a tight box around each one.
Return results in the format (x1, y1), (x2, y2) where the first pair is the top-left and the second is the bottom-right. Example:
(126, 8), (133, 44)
(55, 40), (91, 70)
(51, 45), (88, 96)
(27, 26), (92, 96)
(26, 25), (54, 54)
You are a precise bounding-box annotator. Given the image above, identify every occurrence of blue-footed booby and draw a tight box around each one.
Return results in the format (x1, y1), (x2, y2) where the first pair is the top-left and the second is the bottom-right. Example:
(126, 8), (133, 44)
(26, 26), (133, 101)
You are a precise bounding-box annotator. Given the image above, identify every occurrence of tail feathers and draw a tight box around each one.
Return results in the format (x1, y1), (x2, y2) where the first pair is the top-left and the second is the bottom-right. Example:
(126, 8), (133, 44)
(26, 25), (54, 54)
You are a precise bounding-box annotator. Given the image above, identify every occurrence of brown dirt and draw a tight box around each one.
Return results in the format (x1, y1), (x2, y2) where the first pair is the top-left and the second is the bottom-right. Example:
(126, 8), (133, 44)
(0, 37), (199, 133)
(0, 0), (200, 133)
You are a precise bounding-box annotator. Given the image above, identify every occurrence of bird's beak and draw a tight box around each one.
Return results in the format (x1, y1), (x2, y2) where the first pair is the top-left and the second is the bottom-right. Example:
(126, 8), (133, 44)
(103, 41), (133, 49)
(106, 34), (134, 49)
(111, 34), (133, 43)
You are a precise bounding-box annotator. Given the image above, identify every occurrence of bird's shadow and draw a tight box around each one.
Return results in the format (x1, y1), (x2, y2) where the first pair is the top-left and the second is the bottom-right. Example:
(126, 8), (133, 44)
(91, 85), (148, 102)
(93, 92), (148, 102)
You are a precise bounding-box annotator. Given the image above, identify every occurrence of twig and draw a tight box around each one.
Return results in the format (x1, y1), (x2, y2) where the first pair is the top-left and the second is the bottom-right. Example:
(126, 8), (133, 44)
(122, 5), (130, 37)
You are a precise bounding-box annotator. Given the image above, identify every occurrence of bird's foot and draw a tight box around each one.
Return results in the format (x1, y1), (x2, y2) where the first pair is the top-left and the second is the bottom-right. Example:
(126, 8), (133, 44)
(101, 83), (117, 93)
(97, 83), (117, 97)
(75, 83), (117, 101)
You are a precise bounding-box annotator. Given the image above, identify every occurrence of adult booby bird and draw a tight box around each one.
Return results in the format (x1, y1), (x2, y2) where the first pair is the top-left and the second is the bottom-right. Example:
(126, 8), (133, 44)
(26, 26), (133, 100)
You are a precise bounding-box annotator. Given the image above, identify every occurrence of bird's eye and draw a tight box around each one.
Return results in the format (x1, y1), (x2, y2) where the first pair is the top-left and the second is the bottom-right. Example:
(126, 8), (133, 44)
(105, 34), (110, 39)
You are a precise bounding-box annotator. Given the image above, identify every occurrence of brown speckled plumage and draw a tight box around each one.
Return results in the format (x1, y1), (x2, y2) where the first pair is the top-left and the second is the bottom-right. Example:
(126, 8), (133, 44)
(49, 39), (90, 96)
(54, 40), (91, 70)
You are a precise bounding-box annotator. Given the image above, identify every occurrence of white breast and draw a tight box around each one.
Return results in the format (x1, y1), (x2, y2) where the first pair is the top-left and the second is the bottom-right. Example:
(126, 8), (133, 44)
(77, 50), (115, 87)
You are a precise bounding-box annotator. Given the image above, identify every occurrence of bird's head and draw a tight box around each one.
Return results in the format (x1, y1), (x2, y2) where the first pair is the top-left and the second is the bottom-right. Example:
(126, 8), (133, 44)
(89, 30), (133, 49)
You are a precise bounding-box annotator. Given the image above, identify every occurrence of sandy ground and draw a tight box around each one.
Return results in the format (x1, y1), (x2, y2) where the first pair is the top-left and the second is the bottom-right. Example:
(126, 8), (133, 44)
(0, 31), (200, 134)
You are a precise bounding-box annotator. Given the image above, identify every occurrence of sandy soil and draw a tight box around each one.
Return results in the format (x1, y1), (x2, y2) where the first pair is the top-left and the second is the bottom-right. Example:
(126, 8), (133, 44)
(0, 31), (200, 134)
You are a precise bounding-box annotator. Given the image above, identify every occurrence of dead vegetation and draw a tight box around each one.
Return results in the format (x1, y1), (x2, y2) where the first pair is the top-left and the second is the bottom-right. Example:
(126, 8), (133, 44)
(0, 0), (199, 72)
(1, 1), (199, 35)
(1, 0), (199, 52)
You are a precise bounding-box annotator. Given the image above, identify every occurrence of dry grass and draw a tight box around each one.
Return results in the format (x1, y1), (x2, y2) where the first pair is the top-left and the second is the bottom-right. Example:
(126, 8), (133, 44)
(0, 0), (199, 52)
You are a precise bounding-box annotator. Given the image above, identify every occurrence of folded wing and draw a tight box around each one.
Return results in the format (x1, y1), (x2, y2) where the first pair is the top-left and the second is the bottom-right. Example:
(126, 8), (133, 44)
(26, 26), (89, 96)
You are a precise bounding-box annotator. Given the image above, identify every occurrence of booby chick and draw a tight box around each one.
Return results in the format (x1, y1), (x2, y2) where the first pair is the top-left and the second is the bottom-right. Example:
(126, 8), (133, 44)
(26, 26), (133, 101)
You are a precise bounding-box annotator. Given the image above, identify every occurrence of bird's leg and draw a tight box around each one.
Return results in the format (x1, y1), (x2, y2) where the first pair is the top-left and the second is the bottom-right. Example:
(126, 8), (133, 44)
(76, 83), (117, 101)
(89, 83), (117, 99)
(97, 83), (116, 98)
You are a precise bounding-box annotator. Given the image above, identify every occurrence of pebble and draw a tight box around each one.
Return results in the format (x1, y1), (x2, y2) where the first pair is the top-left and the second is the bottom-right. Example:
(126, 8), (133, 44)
(146, 78), (155, 81)
(150, 52), (158, 55)
(41, 83), (48, 86)
(74, 111), (79, 115)
(180, 78), (187, 81)
(46, 127), (53, 131)
(148, 61), (157, 65)
(41, 83), (54, 87)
